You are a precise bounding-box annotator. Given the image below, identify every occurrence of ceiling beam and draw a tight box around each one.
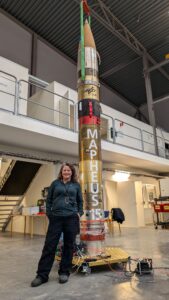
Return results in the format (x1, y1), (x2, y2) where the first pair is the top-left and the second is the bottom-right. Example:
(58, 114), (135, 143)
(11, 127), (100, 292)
(144, 58), (169, 73)
(96, 0), (143, 55)
(100, 57), (140, 78)
(154, 94), (169, 105)
(140, 93), (169, 108)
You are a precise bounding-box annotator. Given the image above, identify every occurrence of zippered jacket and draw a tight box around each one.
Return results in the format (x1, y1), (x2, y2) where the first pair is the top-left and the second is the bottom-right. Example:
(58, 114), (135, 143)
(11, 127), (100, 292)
(46, 179), (84, 217)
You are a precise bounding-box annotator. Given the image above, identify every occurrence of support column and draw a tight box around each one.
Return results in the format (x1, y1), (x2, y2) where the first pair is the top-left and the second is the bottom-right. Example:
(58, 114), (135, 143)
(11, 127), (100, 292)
(30, 33), (37, 96)
(143, 54), (159, 155)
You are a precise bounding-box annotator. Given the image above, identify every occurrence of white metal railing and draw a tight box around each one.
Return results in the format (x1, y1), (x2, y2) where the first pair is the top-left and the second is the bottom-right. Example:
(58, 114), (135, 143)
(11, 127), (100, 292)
(0, 71), (17, 113)
(0, 70), (169, 159)
(18, 79), (76, 131)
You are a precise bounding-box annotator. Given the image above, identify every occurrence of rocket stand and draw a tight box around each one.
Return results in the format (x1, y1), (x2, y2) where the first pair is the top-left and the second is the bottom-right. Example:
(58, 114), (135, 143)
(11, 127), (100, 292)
(72, 246), (129, 274)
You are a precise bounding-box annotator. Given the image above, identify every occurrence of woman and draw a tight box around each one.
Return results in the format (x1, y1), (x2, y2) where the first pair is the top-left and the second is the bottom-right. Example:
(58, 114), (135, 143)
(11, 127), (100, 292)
(31, 163), (83, 286)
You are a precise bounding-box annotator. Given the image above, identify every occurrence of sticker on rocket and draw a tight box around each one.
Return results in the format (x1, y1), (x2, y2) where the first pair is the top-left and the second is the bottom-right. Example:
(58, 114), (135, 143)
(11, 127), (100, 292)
(85, 86), (96, 95)
(78, 84), (99, 100)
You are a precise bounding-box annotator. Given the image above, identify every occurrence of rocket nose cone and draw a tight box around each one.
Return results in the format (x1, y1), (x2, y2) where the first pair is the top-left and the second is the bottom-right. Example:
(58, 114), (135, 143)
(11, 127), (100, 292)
(84, 19), (96, 48)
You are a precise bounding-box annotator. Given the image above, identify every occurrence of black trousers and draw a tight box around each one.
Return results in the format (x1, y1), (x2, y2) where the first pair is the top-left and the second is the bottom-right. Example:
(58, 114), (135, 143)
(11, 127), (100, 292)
(37, 214), (78, 280)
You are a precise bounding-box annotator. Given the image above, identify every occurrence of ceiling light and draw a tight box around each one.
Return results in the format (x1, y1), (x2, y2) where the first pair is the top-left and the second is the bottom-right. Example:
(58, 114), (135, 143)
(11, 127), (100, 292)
(112, 171), (130, 182)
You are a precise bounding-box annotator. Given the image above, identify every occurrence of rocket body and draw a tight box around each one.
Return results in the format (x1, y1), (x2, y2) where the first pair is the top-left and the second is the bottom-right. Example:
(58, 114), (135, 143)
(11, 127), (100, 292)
(78, 21), (105, 256)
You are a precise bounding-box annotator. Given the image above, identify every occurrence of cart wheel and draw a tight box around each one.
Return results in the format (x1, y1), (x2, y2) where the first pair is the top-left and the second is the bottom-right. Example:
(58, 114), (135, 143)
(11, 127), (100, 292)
(84, 267), (91, 276)
(81, 263), (91, 275)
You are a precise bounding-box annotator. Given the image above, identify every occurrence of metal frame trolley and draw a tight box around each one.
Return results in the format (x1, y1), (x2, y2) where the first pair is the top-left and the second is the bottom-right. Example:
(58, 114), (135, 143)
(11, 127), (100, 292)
(153, 197), (169, 229)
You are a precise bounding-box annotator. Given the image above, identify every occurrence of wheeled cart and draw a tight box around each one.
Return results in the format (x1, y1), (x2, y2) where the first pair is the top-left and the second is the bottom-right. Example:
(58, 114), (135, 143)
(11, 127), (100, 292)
(56, 247), (129, 274)
(153, 197), (169, 229)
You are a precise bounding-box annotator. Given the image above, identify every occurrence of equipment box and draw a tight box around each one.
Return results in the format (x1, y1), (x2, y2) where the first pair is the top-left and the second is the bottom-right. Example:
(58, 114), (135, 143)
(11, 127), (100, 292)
(22, 206), (39, 215)
(153, 198), (169, 229)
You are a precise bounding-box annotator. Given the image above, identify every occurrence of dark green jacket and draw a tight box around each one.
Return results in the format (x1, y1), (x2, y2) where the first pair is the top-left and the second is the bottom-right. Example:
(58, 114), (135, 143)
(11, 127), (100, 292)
(46, 179), (84, 217)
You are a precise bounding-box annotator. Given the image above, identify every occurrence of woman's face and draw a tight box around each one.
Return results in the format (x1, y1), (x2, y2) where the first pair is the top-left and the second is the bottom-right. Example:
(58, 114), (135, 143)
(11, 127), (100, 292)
(62, 165), (72, 181)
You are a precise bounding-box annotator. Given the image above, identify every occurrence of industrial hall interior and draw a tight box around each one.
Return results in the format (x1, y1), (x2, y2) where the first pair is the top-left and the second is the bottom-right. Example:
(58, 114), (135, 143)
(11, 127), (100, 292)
(1, 0), (169, 299)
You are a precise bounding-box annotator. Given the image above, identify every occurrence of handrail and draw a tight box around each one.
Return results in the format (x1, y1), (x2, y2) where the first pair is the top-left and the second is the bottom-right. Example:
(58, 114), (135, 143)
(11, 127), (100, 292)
(115, 117), (142, 134)
(0, 89), (15, 97)
(0, 70), (17, 81)
(19, 97), (74, 120)
(0, 71), (17, 113)
(18, 79), (75, 131)
(28, 75), (49, 87)
(19, 79), (75, 105)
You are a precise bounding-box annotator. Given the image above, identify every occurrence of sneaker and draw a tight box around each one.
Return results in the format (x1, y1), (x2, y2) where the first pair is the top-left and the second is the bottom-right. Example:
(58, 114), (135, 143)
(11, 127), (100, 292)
(59, 274), (69, 284)
(31, 276), (47, 287)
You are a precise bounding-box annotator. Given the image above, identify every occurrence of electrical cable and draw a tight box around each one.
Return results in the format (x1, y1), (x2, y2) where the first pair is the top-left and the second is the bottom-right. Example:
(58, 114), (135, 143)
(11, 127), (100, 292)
(104, 257), (169, 284)
(70, 244), (89, 276)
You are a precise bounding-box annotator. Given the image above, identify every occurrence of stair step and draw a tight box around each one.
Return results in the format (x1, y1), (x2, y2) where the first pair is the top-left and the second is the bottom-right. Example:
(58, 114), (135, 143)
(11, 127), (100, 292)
(0, 204), (15, 206)
(0, 200), (19, 202)
(0, 202), (19, 205)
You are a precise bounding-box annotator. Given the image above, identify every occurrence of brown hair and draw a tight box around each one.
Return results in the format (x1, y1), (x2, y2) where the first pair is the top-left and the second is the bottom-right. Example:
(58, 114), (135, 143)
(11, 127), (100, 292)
(57, 162), (78, 183)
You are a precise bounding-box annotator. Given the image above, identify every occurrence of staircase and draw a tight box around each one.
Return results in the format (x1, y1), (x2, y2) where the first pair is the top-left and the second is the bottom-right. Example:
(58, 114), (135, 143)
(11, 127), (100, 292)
(0, 159), (41, 232)
(0, 196), (23, 231)
(0, 160), (16, 191)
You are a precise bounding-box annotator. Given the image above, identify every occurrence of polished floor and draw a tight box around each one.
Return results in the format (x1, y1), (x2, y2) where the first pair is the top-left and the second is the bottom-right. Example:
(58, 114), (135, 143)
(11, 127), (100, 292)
(0, 226), (169, 300)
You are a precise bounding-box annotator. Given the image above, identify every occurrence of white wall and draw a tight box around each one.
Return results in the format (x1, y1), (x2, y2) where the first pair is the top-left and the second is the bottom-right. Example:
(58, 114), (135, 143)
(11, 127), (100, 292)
(27, 82), (58, 125)
(27, 81), (76, 129)
(135, 181), (145, 227)
(104, 174), (160, 228)
(104, 180), (118, 211)
(117, 181), (138, 227)
(159, 178), (169, 197)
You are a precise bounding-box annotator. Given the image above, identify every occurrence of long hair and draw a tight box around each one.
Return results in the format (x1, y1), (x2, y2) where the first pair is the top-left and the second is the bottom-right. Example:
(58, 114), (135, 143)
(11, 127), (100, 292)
(57, 162), (78, 183)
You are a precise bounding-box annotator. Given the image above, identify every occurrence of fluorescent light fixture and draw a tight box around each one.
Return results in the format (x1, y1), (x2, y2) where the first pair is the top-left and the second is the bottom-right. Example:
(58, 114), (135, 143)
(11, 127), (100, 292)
(112, 171), (130, 182)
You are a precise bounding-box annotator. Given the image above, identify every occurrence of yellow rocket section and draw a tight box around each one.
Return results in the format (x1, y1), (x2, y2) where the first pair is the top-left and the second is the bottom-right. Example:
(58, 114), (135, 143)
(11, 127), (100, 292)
(78, 20), (105, 256)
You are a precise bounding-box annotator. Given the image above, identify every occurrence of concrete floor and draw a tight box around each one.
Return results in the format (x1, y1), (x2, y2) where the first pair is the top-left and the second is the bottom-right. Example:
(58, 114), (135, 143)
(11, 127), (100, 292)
(0, 226), (169, 300)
